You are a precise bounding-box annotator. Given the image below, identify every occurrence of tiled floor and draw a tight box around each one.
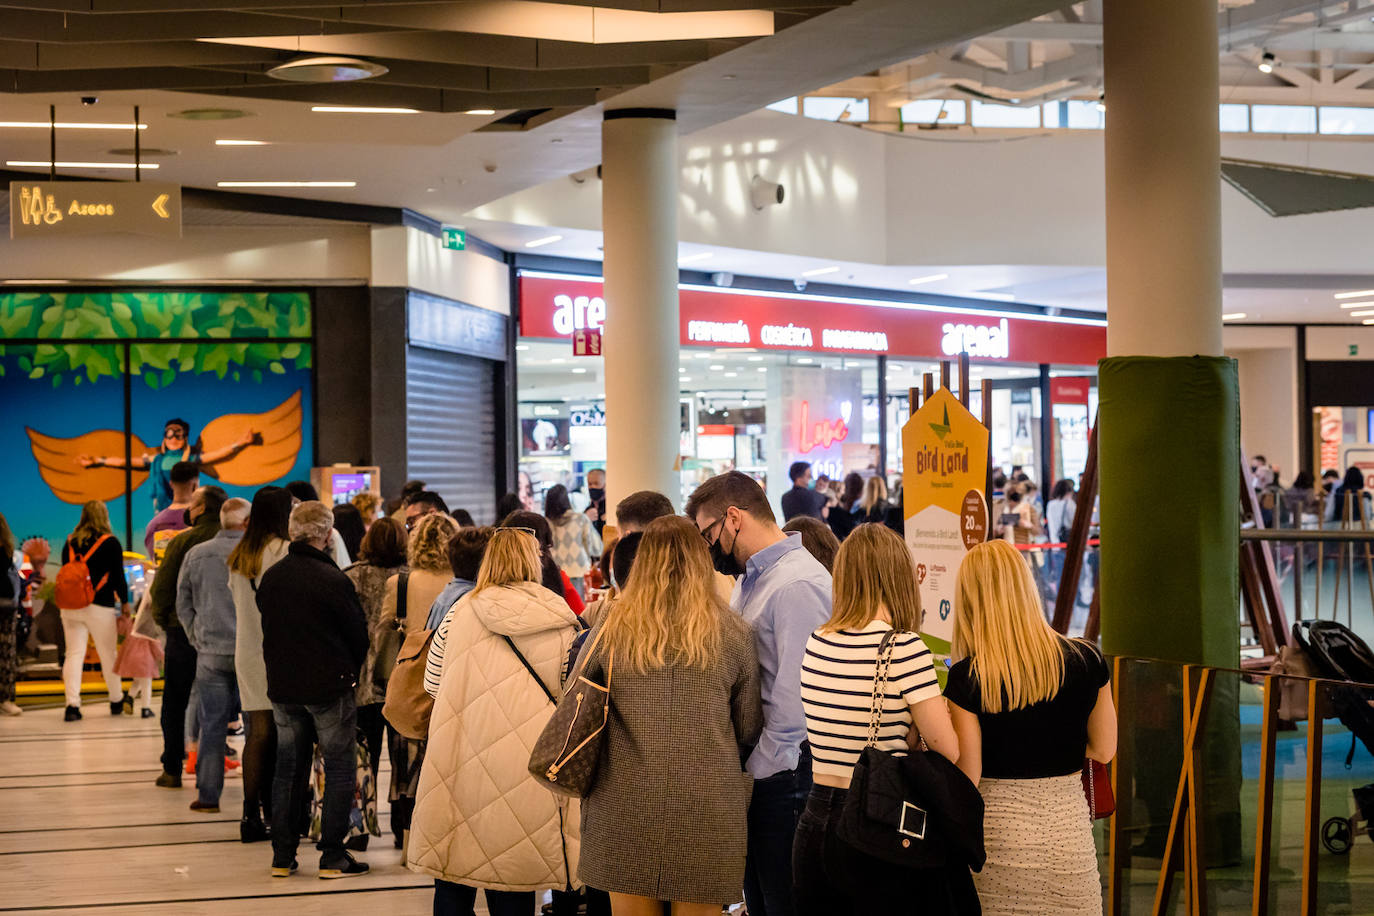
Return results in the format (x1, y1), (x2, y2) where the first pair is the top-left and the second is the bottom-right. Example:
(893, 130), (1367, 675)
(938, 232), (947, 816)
(0, 702), (438, 915)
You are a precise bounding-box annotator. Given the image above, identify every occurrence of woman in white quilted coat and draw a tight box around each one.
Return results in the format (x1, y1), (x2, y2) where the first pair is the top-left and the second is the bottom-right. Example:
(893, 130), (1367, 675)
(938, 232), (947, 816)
(408, 527), (582, 916)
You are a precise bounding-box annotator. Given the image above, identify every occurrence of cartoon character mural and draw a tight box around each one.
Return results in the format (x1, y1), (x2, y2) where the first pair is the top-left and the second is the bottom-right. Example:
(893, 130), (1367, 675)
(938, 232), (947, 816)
(0, 290), (314, 554)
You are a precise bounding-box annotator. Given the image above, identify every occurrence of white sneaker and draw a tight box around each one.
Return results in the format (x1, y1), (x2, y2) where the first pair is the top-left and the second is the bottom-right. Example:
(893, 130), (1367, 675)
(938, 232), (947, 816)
(0, 701), (22, 716)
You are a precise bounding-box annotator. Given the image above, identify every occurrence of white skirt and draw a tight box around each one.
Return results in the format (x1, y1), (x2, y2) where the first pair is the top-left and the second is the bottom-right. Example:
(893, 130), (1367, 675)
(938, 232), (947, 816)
(975, 773), (1103, 916)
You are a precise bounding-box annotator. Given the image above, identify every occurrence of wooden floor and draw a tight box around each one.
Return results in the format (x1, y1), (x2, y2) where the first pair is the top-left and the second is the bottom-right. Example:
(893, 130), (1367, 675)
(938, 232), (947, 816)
(0, 701), (441, 915)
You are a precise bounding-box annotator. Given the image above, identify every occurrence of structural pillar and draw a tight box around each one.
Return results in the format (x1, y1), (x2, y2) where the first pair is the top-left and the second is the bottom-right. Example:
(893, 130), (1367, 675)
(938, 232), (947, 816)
(601, 109), (681, 519)
(1101, 0), (1241, 868)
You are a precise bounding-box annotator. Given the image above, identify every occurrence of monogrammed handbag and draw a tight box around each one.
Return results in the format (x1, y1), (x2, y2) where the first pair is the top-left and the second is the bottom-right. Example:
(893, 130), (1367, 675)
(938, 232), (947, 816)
(528, 628), (613, 799)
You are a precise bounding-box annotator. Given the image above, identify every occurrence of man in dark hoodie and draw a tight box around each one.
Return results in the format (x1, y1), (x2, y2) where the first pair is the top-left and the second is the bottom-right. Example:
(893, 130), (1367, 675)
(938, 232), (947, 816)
(256, 500), (369, 880)
(150, 485), (228, 788)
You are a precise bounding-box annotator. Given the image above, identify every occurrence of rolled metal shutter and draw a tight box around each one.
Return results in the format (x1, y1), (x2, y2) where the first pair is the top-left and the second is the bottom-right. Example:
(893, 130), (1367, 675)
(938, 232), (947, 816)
(406, 345), (497, 523)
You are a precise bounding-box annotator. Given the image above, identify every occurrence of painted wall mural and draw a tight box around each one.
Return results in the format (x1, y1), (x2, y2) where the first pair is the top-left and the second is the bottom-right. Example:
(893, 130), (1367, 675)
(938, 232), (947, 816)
(0, 290), (314, 555)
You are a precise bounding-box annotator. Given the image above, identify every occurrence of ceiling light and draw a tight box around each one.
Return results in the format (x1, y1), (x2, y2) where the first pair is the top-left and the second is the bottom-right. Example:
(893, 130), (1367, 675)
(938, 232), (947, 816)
(550, 358), (566, 364)
(216, 139), (268, 146)
(571, 367), (588, 374)
(515, 344), (530, 351)
(216, 180), (354, 187)
(801, 266), (840, 278)
(908, 273), (948, 286)
(694, 353), (711, 359)
(756, 367), (767, 373)
(525, 235), (563, 248)
(1258, 52), (1275, 74)
(465, 109), (496, 116)
(797, 357), (814, 364)
(269, 56), (387, 83)
(746, 355), (763, 361)
(1222, 312), (1247, 321)
(8, 160), (157, 170)
(710, 364), (725, 370)
(681, 376), (692, 382)
(1341, 301), (1374, 309)
(1335, 289), (1374, 300)
(1349, 309), (1374, 317)
(725, 372), (738, 377)
(169, 108), (251, 120)
(0, 121), (145, 130)
(679, 252), (714, 264)
(679, 367), (687, 373)
(311, 106), (419, 114)
(2, 279), (69, 285)
(1364, 319), (1374, 325)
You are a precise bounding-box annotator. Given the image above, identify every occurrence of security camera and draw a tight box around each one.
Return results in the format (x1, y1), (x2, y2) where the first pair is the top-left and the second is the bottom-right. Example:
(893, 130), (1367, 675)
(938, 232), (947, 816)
(81, 96), (98, 106)
(711, 272), (734, 288)
(750, 174), (785, 211)
(793, 279), (808, 292)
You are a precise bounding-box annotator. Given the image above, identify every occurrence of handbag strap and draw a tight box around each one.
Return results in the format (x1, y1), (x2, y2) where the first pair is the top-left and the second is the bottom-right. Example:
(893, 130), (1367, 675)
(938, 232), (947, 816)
(502, 635), (558, 705)
(865, 629), (901, 748)
(396, 571), (411, 626)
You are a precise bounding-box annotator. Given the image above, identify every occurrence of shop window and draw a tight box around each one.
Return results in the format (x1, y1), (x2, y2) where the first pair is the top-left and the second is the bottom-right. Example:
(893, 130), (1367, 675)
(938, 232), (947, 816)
(1319, 106), (1374, 135)
(900, 99), (966, 125)
(971, 100), (1041, 128)
(1219, 103), (1249, 133)
(803, 96), (869, 122)
(1064, 100), (1104, 130)
(1251, 104), (1316, 134)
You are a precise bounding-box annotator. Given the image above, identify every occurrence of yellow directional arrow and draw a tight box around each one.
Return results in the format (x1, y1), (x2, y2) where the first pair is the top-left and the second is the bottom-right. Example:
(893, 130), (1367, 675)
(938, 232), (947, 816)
(151, 193), (170, 219)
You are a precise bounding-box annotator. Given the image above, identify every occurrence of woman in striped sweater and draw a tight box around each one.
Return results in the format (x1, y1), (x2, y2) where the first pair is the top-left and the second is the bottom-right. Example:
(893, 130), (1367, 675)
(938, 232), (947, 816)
(794, 523), (965, 915)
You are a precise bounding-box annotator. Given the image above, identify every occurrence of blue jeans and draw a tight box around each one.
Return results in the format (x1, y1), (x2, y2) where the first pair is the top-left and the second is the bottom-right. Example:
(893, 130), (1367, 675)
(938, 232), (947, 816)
(744, 744), (813, 916)
(270, 692), (356, 864)
(194, 654), (239, 805)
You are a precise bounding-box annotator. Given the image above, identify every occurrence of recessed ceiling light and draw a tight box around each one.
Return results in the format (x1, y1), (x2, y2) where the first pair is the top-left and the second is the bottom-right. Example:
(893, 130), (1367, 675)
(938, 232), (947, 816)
(1334, 289), (1374, 299)
(216, 139), (269, 146)
(746, 355), (763, 361)
(216, 180), (354, 187)
(694, 353), (711, 359)
(465, 109), (496, 116)
(310, 106), (419, 114)
(515, 344), (530, 351)
(2, 279), (69, 285)
(572, 367), (588, 374)
(801, 266), (840, 278)
(169, 108), (251, 120)
(1349, 309), (1374, 317)
(724, 372), (738, 378)
(680, 376), (692, 382)
(269, 56), (387, 83)
(1221, 312), (1247, 321)
(1364, 318), (1374, 325)
(756, 367), (767, 373)
(679, 367), (687, 373)
(525, 235), (563, 248)
(710, 364), (725, 370)
(908, 273), (949, 286)
(1339, 301), (1374, 309)
(797, 357), (814, 364)
(679, 252), (714, 264)
(0, 121), (145, 130)
(7, 160), (158, 169)
(550, 358), (566, 364)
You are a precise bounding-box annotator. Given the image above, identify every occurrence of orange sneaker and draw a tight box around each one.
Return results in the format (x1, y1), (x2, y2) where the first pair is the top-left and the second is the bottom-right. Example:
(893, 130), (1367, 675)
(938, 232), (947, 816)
(184, 749), (197, 775)
(224, 757), (240, 772)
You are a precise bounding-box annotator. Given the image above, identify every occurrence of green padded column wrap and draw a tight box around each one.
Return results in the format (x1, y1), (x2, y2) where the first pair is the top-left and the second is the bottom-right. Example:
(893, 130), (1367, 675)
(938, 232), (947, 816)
(1098, 356), (1240, 667)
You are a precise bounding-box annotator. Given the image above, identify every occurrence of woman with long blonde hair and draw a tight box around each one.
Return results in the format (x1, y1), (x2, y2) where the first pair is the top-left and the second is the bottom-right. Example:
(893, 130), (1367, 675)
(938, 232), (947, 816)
(945, 539), (1116, 915)
(408, 527), (582, 916)
(58, 500), (130, 721)
(794, 523), (966, 915)
(576, 516), (762, 916)
(858, 475), (890, 523)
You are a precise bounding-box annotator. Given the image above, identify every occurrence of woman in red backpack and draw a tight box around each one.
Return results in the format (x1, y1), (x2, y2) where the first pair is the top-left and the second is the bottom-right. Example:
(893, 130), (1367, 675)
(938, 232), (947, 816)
(58, 501), (130, 722)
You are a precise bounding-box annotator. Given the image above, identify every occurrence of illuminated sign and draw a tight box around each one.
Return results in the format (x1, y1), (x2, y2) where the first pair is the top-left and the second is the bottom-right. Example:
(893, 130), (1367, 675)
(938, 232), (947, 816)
(795, 399), (850, 454)
(10, 180), (182, 239)
(552, 293), (605, 335)
(442, 226), (466, 250)
(941, 318), (1009, 359)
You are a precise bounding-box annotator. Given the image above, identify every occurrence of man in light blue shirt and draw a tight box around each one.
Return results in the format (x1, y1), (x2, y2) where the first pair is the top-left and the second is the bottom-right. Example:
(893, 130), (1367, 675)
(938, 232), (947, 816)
(687, 471), (831, 916)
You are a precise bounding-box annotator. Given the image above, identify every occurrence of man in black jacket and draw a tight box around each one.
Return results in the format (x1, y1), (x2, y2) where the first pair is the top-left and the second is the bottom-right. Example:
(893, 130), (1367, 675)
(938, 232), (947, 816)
(256, 500), (369, 880)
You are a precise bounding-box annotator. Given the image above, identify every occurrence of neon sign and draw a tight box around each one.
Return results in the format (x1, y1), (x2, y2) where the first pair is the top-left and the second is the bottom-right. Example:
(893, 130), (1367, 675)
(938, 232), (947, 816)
(795, 400), (850, 454)
(552, 294), (606, 335)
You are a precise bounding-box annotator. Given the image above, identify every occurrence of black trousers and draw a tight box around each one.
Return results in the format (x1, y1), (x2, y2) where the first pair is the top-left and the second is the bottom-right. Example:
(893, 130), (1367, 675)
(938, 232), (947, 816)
(159, 627), (197, 774)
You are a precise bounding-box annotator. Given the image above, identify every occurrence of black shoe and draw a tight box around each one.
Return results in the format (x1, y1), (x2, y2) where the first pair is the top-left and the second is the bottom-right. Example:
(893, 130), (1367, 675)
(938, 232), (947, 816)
(240, 817), (270, 843)
(270, 858), (298, 878)
(121, 693), (134, 715)
(189, 799), (220, 813)
(155, 771), (182, 789)
(110, 699), (123, 716)
(64, 705), (82, 721)
(141, 708), (156, 719)
(318, 854), (369, 879)
(344, 834), (369, 852)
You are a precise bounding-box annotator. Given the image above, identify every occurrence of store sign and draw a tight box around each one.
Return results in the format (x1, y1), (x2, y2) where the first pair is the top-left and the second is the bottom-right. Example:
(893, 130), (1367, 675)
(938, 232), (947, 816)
(10, 180), (181, 239)
(795, 399), (850, 454)
(570, 407), (605, 427)
(768, 366), (861, 508)
(573, 327), (602, 357)
(519, 274), (1105, 365)
(903, 388), (989, 658)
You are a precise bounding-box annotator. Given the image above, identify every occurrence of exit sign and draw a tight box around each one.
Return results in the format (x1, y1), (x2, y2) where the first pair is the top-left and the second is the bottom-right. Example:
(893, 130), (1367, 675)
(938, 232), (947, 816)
(442, 226), (465, 250)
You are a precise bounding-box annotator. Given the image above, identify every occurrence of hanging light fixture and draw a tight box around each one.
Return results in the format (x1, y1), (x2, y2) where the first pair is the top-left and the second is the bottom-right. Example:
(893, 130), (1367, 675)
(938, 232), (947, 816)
(1258, 52), (1276, 74)
(267, 56), (388, 83)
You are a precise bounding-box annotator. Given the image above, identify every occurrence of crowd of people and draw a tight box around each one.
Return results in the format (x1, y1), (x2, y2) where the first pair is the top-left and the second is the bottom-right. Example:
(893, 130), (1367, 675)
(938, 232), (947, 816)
(0, 456), (1121, 916)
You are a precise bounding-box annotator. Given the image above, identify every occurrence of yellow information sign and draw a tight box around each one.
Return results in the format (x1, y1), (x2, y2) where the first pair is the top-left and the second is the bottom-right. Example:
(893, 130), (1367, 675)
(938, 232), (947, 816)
(10, 180), (182, 239)
(902, 387), (989, 656)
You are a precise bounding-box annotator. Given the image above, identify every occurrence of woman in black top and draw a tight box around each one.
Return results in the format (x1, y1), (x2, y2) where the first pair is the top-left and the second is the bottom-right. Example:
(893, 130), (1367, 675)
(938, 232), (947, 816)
(945, 539), (1116, 915)
(1329, 466), (1372, 523)
(59, 501), (130, 721)
(0, 512), (22, 716)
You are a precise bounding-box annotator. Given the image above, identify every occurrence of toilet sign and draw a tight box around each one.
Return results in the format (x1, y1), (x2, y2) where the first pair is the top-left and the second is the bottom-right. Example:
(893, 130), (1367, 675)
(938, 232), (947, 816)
(572, 327), (602, 357)
(10, 180), (181, 239)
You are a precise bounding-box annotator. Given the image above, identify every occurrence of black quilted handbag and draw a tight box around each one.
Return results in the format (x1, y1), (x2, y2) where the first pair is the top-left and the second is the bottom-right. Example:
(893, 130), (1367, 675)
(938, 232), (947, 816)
(527, 628), (613, 799)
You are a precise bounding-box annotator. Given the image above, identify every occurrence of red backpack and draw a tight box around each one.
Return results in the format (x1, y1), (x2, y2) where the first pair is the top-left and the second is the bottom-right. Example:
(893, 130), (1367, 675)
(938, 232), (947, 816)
(54, 535), (111, 610)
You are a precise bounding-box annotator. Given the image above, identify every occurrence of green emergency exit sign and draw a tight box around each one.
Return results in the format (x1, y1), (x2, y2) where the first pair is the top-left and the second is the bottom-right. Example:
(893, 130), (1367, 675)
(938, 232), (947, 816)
(442, 226), (466, 250)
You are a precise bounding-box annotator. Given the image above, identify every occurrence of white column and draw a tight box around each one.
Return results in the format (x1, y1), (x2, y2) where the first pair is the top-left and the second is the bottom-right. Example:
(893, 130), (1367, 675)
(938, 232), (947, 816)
(1103, 0), (1222, 358)
(601, 109), (681, 519)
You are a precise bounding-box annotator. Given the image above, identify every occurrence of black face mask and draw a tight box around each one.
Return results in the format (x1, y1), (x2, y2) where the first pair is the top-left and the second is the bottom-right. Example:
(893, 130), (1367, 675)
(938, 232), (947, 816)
(708, 518), (744, 578)
(588, 487), (605, 502)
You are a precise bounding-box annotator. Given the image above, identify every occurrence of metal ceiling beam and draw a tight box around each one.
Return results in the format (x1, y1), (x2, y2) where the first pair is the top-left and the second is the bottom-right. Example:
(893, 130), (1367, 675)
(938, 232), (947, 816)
(3, 38), (290, 69)
(0, 65), (277, 91)
(0, 8), (397, 42)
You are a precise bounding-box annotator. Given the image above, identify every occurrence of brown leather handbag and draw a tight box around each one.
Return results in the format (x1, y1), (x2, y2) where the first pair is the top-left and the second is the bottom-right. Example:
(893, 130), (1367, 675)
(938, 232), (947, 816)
(382, 623), (437, 740)
(528, 627), (612, 798)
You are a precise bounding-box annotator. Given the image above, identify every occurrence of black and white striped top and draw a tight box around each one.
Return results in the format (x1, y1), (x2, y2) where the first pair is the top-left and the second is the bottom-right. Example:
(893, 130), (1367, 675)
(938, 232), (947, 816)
(800, 621), (942, 779)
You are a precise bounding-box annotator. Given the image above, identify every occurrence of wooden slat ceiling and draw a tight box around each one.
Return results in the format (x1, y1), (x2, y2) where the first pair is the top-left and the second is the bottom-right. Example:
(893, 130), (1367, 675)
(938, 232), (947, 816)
(0, 2), (851, 114)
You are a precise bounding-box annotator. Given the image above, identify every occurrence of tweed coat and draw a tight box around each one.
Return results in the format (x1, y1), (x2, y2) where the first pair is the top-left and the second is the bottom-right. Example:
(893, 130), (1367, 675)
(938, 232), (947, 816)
(343, 560), (407, 706)
(577, 606), (764, 904)
(407, 581), (582, 892)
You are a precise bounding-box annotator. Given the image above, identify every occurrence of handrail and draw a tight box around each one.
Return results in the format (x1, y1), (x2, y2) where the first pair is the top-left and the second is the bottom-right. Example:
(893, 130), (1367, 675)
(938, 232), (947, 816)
(1241, 528), (1374, 542)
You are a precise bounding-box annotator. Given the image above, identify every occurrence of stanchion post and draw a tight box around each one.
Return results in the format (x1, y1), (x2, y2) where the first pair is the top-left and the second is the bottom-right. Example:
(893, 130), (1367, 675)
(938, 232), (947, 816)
(1252, 674), (1279, 916)
(1301, 680), (1324, 916)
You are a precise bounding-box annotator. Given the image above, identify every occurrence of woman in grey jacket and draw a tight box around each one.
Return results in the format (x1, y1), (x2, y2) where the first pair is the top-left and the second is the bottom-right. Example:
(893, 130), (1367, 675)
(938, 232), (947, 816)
(576, 516), (763, 915)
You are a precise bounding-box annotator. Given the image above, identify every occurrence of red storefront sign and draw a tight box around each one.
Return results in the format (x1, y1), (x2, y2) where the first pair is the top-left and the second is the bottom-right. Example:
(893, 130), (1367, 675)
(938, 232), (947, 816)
(519, 273), (1105, 365)
(1050, 377), (1092, 405)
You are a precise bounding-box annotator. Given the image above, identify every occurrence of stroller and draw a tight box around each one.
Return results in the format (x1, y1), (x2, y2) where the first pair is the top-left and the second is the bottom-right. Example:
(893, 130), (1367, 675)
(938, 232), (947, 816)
(1291, 620), (1374, 854)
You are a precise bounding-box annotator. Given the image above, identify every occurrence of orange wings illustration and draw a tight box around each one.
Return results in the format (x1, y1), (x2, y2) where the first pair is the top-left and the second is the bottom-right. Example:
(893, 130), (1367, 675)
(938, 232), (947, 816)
(25, 428), (151, 505)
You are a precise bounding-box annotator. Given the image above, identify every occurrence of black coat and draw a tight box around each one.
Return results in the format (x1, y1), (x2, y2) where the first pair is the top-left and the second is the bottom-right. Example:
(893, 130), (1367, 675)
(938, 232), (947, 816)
(256, 541), (369, 706)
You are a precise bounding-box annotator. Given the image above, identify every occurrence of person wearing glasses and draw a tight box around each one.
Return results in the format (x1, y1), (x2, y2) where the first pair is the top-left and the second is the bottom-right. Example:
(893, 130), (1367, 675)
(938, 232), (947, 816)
(79, 417), (255, 512)
(685, 471), (832, 916)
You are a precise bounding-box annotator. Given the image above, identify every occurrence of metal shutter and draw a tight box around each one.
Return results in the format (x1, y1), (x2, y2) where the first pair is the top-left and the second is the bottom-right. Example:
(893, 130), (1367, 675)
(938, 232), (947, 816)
(406, 345), (498, 523)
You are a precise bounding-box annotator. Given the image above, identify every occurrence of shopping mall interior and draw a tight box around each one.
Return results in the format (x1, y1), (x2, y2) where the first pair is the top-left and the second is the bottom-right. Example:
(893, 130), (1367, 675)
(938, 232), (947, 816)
(3, 1), (1374, 914)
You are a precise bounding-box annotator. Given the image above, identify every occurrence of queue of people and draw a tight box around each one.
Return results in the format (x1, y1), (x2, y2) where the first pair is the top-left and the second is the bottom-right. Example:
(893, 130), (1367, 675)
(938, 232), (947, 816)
(10, 465), (1117, 916)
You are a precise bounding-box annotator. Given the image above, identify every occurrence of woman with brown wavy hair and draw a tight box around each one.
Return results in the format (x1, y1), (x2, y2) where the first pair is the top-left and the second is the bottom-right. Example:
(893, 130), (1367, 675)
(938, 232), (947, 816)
(577, 516), (763, 915)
